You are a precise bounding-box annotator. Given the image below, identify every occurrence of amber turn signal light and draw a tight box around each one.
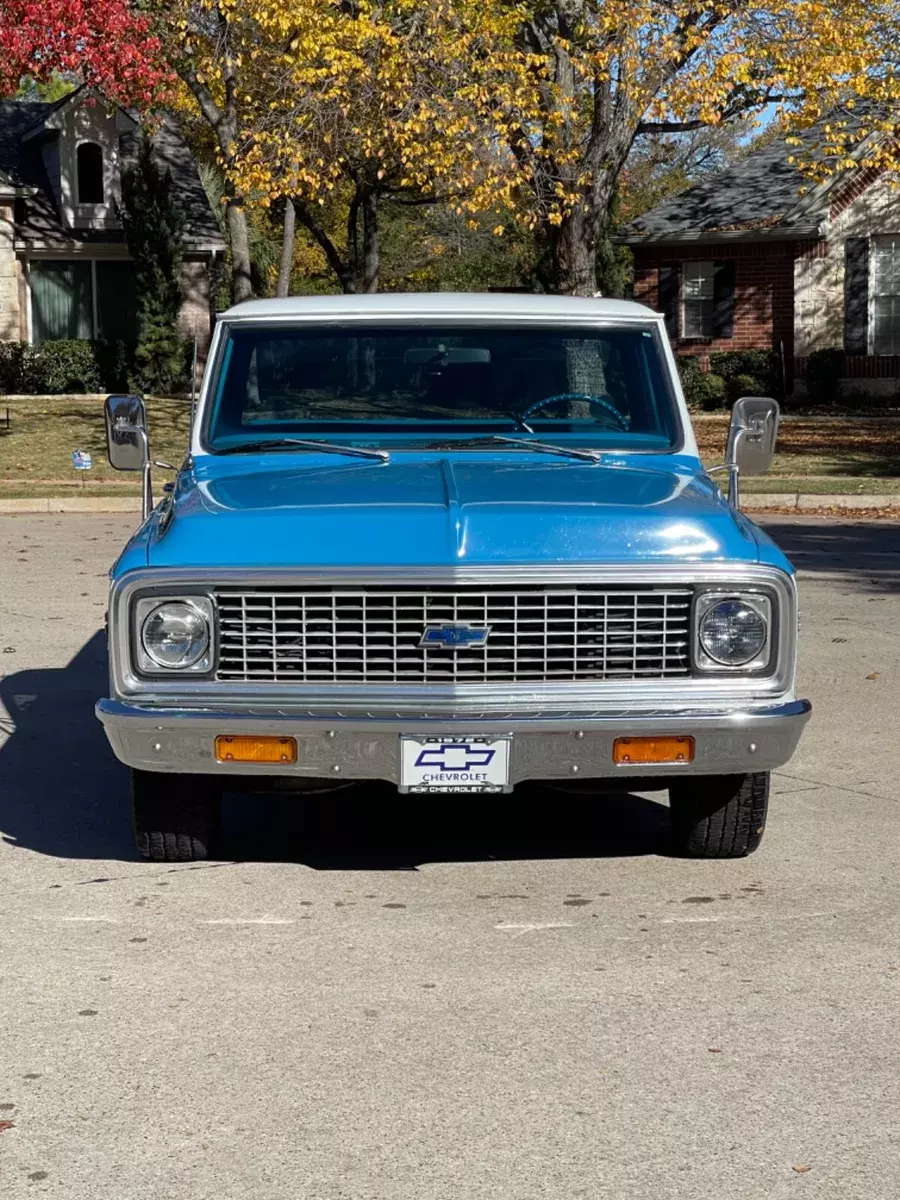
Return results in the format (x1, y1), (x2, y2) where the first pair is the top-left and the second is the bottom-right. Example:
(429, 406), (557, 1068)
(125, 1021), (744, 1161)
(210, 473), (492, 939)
(613, 736), (695, 766)
(215, 735), (297, 764)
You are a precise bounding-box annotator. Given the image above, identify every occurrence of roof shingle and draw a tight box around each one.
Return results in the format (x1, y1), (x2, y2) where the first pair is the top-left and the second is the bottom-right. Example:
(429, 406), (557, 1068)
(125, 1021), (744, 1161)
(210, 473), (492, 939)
(0, 92), (224, 250)
(623, 128), (831, 242)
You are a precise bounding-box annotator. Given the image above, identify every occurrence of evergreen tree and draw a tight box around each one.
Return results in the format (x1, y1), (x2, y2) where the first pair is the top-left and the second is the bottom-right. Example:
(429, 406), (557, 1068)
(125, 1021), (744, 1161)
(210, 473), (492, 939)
(595, 194), (632, 299)
(120, 134), (185, 394)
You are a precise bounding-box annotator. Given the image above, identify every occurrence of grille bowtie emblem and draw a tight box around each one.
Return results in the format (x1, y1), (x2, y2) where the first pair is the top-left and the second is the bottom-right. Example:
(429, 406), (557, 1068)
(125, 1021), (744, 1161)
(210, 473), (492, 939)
(419, 623), (491, 649)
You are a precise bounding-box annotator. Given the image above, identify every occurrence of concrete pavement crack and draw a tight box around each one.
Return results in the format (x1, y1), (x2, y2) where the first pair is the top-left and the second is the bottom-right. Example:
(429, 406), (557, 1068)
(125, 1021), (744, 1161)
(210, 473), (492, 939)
(774, 769), (895, 802)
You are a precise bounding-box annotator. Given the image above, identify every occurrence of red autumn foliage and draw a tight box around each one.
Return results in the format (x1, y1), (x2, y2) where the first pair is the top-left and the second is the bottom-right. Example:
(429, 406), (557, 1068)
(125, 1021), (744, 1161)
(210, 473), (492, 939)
(0, 0), (170, 104)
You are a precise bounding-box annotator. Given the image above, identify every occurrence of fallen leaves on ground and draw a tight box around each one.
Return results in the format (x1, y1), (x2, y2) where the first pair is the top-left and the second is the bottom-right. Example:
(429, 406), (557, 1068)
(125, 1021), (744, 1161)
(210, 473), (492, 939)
(695, 417), (900, 461)
(752, 505), (900, 520)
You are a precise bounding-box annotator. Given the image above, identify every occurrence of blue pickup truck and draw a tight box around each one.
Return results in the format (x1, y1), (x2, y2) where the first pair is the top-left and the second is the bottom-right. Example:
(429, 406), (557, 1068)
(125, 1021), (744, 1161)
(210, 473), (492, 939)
(97, 294), (810, 861)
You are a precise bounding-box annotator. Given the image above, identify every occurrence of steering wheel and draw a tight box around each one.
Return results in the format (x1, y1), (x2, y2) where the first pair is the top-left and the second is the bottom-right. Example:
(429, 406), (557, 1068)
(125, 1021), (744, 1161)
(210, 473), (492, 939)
(521, 393), (629, 430)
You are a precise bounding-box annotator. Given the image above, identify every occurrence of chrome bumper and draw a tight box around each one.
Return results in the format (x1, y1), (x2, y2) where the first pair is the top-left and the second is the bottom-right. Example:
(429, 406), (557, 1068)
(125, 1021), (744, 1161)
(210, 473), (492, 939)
(96, 698), (812, 783)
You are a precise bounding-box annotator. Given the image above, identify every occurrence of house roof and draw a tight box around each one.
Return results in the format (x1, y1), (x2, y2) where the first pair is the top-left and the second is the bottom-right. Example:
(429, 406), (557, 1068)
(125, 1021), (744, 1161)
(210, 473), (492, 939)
(0, 100), (53, 190)
(0, 91), (225, 251)
(623, 126), (839, 245)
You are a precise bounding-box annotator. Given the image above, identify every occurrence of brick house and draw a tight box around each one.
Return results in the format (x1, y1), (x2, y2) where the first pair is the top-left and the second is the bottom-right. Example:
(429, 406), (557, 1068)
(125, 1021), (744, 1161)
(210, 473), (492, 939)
(622, 127), (900, 398)
(0, 87), (225, 354)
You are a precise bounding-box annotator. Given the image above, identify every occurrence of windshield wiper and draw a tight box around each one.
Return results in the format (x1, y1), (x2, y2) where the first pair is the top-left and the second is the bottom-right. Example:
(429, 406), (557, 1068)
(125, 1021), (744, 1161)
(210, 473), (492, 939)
(215, 438), (389, 462)
(410, 436), (602, 462)
(487, 436), (602, 463)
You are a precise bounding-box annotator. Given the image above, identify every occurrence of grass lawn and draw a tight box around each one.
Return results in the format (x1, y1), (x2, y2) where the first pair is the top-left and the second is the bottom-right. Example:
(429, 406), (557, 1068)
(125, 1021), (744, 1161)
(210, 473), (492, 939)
(0, 396), (190, 485)
(1, 399), (899, 497)
(694, 415), (900, 479)
(740, 475), (900, 495)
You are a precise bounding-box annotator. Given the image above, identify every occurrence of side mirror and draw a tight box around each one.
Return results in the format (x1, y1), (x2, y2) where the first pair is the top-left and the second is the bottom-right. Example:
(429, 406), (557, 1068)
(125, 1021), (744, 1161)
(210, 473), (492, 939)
(105, 394), (154, 519)
(727, 396), (780, 478)
(105, 394), (148, 472)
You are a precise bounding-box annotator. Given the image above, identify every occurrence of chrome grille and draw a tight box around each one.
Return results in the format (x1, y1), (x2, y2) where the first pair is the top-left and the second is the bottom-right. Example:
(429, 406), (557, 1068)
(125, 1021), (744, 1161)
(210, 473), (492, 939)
(214, 585), (693, 684)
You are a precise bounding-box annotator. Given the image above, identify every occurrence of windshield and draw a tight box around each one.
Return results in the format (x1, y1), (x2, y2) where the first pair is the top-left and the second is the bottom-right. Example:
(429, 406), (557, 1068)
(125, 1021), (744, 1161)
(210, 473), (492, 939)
(205, 323), (680, 452)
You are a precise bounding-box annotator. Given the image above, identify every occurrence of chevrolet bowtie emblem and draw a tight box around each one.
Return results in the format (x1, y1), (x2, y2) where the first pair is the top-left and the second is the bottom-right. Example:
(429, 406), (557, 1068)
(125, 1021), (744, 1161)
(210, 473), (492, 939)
(419, 623), (492, 648)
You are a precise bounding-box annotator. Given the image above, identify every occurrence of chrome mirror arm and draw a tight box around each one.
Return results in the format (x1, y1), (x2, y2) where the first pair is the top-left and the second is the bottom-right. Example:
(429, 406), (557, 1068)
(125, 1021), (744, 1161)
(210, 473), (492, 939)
(726, 427), (746, 507)
(706, 447), (743, 509)
(117, 420), (153, 520)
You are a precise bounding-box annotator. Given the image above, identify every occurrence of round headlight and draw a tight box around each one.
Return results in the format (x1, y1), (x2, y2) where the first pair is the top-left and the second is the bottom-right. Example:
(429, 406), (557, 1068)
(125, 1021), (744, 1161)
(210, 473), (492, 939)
(142, 601), (210, 669)
(699, 599), (767, 666)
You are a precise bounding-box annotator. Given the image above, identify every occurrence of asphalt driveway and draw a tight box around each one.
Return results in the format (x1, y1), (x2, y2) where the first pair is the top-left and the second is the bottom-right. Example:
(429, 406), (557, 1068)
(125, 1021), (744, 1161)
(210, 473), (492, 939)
(0, 514), (898, 1199)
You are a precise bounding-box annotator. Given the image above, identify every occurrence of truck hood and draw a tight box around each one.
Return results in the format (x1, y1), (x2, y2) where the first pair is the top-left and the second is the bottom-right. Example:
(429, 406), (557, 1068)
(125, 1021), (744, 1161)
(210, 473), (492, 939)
(146, 454), (762, 569)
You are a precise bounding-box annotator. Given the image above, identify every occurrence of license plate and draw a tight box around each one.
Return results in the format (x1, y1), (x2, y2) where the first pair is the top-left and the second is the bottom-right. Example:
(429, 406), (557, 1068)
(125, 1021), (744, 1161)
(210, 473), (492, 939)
(399, 736), (511, 793)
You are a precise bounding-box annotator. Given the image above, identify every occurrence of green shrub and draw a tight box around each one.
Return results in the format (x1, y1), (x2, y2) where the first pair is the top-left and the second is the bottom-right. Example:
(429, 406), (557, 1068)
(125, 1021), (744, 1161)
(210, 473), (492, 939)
(0, 339), (140, 395)
(0, 341), (27, 392)
(709, 349), (781, 398)
(94, 340), (138, 394)
(805, 347), (845, 407)
(727, 372), (764, 402)
(13, 340), (103, 393)
(691, 371), (727, 410)
(676, 354), (702, 391)
(677, 356), (727, 410)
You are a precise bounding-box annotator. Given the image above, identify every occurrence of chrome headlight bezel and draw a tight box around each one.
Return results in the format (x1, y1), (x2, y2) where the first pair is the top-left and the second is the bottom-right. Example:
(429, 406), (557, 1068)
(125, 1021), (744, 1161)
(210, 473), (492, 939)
(694, 590), (773, 673)
(133, 595), (215, 676)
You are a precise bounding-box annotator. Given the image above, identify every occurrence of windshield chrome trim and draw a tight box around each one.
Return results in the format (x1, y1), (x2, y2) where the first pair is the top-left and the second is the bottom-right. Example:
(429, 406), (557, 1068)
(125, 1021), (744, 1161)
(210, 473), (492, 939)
(196, 319), (686, 459)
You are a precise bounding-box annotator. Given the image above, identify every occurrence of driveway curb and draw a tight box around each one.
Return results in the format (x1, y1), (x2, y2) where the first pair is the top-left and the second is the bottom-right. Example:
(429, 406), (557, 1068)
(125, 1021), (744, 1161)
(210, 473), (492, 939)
(2, 493), (900, 515)
(741, 493), (900, 511)
(0, 497), (142, 513)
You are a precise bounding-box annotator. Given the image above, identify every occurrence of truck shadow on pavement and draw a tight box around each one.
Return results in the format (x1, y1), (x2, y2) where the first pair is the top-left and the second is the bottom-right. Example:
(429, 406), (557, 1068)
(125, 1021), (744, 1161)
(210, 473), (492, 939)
(0, 632), (135, 861)
(223, 785), (674, 870)
(0, 631), (673, 866)
(760, 518), (900, 592)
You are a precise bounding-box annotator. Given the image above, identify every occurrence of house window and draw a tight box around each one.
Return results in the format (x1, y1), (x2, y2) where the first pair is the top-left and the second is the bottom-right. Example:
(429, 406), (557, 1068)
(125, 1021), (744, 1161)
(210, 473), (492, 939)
(871, 236), (900, 355)
(30, 262), (93, 341)
(30, 260), (138, 343)
(76, 142), (104, 205)
(682, 261), (715, 338)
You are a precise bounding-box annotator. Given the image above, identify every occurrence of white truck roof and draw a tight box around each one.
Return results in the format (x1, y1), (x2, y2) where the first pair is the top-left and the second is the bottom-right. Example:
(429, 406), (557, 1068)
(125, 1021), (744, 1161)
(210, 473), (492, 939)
(220, 292), (661, 324)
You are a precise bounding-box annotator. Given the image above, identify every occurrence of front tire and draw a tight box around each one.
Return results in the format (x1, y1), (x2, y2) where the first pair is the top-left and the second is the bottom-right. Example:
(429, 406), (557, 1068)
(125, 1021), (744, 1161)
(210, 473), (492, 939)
(669, 772), (769, 859)
(132, 769), (222, 862)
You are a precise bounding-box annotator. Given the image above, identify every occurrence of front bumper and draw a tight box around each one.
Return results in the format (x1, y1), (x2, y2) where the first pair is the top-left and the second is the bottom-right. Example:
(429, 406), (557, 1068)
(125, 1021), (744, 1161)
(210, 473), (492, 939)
(96, 698), (812, 783)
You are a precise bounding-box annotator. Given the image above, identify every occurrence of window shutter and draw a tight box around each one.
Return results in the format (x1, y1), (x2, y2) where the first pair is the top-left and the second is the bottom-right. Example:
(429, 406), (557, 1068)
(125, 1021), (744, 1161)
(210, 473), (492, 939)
(712, 261), (736, 339)
(844, 238), (870, 355)
(658, 265), (681, 338)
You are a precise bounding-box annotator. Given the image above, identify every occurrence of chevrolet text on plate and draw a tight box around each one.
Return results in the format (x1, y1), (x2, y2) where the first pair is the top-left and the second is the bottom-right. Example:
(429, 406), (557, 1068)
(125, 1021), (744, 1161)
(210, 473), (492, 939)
(96, 293), (810, 861)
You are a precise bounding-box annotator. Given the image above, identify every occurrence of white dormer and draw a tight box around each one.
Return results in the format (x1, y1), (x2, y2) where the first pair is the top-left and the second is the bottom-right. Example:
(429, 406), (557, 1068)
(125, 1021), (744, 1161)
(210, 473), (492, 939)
(23, 89), (138, 231)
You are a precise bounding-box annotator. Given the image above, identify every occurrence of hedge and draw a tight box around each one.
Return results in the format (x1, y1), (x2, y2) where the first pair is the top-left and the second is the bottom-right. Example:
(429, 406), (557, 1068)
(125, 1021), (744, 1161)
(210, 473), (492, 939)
(676, 356), (727, 411)
(708, 349), (782, 401)
(0, 338), (192, 395)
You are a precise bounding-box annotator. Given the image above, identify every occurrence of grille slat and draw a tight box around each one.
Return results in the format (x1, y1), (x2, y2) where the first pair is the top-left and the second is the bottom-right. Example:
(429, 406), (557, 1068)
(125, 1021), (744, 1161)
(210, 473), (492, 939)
(214, 585), (693, 684)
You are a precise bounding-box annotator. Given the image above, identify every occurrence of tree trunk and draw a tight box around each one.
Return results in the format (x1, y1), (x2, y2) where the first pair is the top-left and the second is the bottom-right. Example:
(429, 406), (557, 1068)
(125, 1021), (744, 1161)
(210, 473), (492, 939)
(361, 187), (379, 294)
(553, 202), (597, 297)
(548, 156), (625, 297)
(177, 43), (254, 307)
(347, 190), (360, 289)
(295, 199), (357, 294)
(276, 197), (296, 297)
(226, 199), (253, 304)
